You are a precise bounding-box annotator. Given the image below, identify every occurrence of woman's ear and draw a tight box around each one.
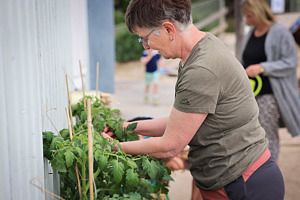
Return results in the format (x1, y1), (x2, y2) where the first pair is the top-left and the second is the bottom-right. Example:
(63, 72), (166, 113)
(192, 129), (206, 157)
(162, 22), (176, 40)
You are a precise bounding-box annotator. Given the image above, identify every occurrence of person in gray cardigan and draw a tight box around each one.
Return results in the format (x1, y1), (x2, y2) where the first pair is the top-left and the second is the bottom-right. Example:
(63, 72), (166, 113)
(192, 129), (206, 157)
(241, 0), (300, 161)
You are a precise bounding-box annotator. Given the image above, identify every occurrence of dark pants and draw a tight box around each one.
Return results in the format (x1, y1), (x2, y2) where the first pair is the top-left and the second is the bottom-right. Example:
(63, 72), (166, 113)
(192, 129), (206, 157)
(224, 156), (285, 200)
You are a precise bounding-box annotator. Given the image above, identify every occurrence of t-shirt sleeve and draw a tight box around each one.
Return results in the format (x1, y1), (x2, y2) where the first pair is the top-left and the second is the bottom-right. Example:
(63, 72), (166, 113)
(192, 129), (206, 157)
(174, 67), (221, 114)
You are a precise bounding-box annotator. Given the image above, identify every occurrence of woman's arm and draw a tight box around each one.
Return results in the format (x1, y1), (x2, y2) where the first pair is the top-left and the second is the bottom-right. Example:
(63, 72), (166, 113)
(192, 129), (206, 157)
(118, 107), (207, 159)
(124, 117), (168, 137)
(140, 49), (154, 65)
(261, 25), (298, 77)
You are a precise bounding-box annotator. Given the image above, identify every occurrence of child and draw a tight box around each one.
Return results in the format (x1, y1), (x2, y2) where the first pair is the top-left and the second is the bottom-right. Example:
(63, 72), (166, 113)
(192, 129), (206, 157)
(140, 49), (162, 105)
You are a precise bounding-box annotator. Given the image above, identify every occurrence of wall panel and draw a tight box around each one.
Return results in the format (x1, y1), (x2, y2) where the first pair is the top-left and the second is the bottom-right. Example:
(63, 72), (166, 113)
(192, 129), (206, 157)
(0, 0), (88, 199)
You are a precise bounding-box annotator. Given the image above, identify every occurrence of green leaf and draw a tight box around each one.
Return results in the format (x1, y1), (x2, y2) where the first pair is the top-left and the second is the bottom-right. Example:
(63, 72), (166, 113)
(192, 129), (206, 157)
(95, 150), (108, 170)
(163, 174), (174, 182)
(64, 150), (75, 168)
(43, 131), (54, 141)
(126, 169), (139, 187)
(142, 158), (157, 180)
(80, 111), (87, 123)
(111, 109), (120, 114)
(160, 184), (170, 194)
(153, 161), (165, 180)
(126, 133), (139, 141)
(68, 170), (77, 183)
(75, 147), (83, 157)
(50, 137), (64, 151)
(109, 184), (122, 195)
(106, 117), (115, 129)
(101, 135), (108, 146)
(125, 123), (137, 134)
(126, 159), (137, 169)
(60, 129), (70, 140)
(111, 140), (118, 150)
(140, 179), (154, 193)
(148, 161), (158, 181)
(55, 160), (67, 172)
(111, 160), (124, 184)
(71, 136), (79, 143)
(127, 192), (142, 200)
(115, 126), (123, 139)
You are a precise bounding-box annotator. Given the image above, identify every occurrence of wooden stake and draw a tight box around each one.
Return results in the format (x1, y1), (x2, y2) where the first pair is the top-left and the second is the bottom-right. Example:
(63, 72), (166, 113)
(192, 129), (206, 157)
(65, 107), (82, 200)
(65, 108), (73, 140)
(87, 99), (93, 200)
(46, 106), (60, 136)
(75, 164), (82, 200)
(65, 74), (74, 134)
(79, 60), (86, 108)
(96, 62), (99, 99)
(30, 177), (65, 200)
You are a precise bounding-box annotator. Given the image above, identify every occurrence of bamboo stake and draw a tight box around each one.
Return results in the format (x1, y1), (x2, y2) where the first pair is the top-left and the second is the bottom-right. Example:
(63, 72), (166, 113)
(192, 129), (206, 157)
(87, 99), (94, 200)
(46, 106), (60, 136)
(30, 177), (65, 200)
(79, 60), (86, 108)
(65, 74), (74, 134)
(65, 107), (82, 200)
(75, 164), (82, 199)
(65, 108), (73, 140)
(96, 62), (99, 99)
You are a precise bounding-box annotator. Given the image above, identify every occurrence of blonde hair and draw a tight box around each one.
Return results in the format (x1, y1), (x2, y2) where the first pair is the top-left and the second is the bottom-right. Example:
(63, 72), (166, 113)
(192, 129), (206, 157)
(242, 0), (277, 26)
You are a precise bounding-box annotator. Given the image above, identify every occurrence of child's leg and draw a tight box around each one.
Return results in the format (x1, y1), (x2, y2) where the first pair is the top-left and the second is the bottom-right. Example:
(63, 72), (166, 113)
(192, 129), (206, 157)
(152, 71), (160, 105)
(144, 84), (150, 103)
(153, 82), (158, 95)
(145, 84), (150, 95)
(144, 73), (152, 103)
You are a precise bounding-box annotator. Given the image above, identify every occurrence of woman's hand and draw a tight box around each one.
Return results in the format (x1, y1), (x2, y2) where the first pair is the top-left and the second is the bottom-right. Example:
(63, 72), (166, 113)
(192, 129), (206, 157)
(101, 131), (112, 139)
(102, 126), (115, 138)
(101, 128), (118, 151)
(246, 64), (264, 78)
(101, 122), (130, 140)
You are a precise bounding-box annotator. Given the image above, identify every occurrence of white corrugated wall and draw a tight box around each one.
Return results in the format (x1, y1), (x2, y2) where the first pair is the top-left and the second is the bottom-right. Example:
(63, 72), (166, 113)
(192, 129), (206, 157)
(0, 0), (89, 199)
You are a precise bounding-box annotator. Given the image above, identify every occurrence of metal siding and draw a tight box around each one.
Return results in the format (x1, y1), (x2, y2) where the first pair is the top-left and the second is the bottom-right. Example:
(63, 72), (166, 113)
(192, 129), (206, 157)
(0, 0), (87, 199)
(0, 25), (12, 199)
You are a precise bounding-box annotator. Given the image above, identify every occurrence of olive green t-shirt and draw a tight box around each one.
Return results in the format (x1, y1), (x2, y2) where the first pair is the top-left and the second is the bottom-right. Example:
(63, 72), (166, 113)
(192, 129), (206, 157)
(174, 32), (268, 191)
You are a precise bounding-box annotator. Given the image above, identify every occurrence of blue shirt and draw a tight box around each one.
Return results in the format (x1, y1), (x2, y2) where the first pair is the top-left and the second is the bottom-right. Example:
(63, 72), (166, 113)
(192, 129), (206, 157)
(142, 50), (161, 73)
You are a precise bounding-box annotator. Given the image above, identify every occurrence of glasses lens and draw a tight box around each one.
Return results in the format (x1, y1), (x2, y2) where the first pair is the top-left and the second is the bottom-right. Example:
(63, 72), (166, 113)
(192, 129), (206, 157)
(138, 38), (149, 47)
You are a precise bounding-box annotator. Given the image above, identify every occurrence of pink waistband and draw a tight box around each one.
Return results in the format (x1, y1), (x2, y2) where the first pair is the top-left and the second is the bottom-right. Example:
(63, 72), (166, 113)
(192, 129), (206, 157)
(242, 147), (271, 182)
(199, 148), (271, 200)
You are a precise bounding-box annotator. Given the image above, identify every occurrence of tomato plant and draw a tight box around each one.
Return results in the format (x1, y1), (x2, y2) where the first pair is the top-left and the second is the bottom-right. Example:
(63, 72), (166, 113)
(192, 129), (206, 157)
(43, 96), (172, 199)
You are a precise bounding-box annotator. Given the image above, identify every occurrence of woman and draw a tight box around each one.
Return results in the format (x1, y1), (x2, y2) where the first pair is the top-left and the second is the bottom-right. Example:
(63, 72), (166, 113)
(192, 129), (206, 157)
(103, 0), (285, 199)
(241, 0), (300, 161)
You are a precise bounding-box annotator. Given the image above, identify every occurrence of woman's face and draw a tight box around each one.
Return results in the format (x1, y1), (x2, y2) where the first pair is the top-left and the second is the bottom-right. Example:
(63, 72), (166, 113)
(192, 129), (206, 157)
(135, 26), (174, 59)
(244, 12), (259, 27)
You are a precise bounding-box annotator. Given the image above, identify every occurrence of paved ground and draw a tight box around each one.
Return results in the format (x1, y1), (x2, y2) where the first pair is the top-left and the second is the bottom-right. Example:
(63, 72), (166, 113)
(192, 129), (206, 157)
(111, 33), (300, 200)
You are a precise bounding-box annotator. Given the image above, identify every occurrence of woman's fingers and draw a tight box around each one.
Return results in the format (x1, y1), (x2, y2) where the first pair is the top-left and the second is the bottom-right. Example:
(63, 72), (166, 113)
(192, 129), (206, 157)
(103, 126), (115, 137)
(101, 132), (111, 139)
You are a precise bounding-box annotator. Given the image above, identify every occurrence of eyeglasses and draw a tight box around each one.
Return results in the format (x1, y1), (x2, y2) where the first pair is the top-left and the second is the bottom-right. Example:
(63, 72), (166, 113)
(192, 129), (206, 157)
(138, 28), (157, 47)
